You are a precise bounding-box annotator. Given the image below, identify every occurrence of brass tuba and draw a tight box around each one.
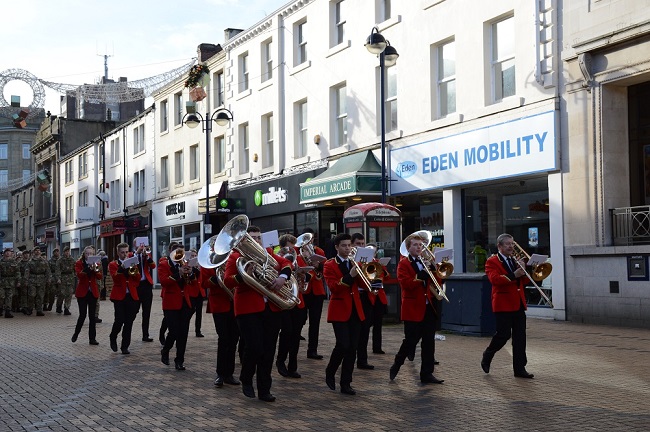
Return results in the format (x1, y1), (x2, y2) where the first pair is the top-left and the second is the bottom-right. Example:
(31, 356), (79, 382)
(210, 215), (300, 310)
(400, 230), (450, 302)
(198, 235), (235, 299)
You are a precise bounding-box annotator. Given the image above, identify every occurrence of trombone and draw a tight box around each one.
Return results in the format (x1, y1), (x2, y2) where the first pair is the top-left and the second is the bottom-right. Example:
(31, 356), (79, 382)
(349, 247), (379, 295)
(400, 231), (450, 302)
(512, 241), (554, 308)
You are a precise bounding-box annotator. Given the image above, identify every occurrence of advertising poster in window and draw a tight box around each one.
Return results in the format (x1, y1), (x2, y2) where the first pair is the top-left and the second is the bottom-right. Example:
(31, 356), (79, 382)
(528, 227), (539, 247)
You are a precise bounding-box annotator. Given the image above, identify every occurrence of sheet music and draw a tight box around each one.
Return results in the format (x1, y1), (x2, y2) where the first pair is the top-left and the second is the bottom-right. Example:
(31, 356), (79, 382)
(527, 254), (549, 268)
(261, 230), (279, 248)
(308, 254), (327, 264)
(134, 237), (149, 247)
(121, 256), (139, 269)
(186, 257), (199, 267)
(353, 247), (375, 264)
(378, 257), (391, 267)
(86, 255), (102, 265)
(433, 247), (454, 264)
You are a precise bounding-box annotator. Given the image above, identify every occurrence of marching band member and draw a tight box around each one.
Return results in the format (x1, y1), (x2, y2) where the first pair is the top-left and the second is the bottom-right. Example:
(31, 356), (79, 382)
(365, 243), (388, 355)
(108, 243), (141, 355)
(132, 239), (156, 342)
(71, 246), (102, 345)
(300, 228), (327, 360)
(480, 233), (534, 379)
(275, 234), (307, 379)
(390, 233), (444, 384)
(323, 233), (366, 396)
(224, 225), (292, 403)
(158, 242), (178, 346)
(350, 233), (375, 370)
(159, 244), (194, 371)
(202, 263), (240, 388)
(187, 248), (205, 338)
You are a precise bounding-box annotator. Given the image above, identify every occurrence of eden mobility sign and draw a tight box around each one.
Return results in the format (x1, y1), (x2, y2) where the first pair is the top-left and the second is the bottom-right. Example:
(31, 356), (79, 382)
(391, 111), (558, 194)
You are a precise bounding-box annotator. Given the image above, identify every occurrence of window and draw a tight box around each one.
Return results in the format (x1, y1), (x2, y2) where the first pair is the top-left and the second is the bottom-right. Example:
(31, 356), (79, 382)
(109, 180), (121, 211)
(65, 161), (73, 183)
(22, 143), (31, 159)
(160, 99), (168, 132)
(110, 137), (121, 164)
(22, 170), (30, 183)
(29, 215), (32, 239)
(377, 0), (391, 22)
(15, 195), (18, 211)
(438, 39), (456, 117)
(239, 52), (249, 92)
(332, 1), (346, 46)
(385, 65), (398, 132)
(22, 192), (25, 208)
(492, 15), (516, 101)
(78, 152), (88, 178)
(161, 156), (169, 189)
(0, 144), (7, 159)
(99, 143), (104, 171)
(214, 135), (226, 175)
(133, 124), (145, 154)
(139, 125), (145, 152)
(78, 189), (88, 207)
(134, 169), (145, 205)
(189, 144), (199, 181)
(239, 123), (249, 174)
(29, 189), (32, 205)
(0, 170), (7, 188)
(174, 150), (183, 185)
(262, 114), (274, 168)
(174, 92), (183, 126)
(214, 71), (225, 107)
(65, 195), (74, 224)
(296, 20), (307, 65)
(21, 218), (25, 241)
(262, 39), (273, 82)
(0, 200), (7, 222)
(333, 84), (347, 148)
(296, 100), (308, 158)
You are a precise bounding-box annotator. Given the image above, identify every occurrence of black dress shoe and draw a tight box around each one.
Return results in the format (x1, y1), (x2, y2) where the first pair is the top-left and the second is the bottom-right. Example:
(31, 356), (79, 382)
(326, 373), (335, 390)
(142, 337), (154, 342)
(373, 349), (385, 354)
(242, 384), (256, 398)
(95, 318), (102, 323)
(110, 338), (118, 352)
(64, 309), (71, 315)
(299, 335), (306, 341)
(389, 363), (401, 380)
(36, 311), (45, 316)
(214, 376), (224, 387)
(223, 376), (240, 385)
(357, 363), (375, 370)
(56, 308), (62, 314)
(161, 350), (170, 365)
(71, 333), (78, 343)
(421, 375), (444, 384)
(121, 349), (130, 355)
(434, 359), (440, 365)
(287, 371), (301, 378)
(196, 332), (205, 338)
(514, 370), (534, 379)
(89, 340), (99, 346)
(259, 393), (276, 402)
(174, 360), (186, 371)
(276, 362), (289, 377)
(307, 353), (323, 360)
(481, 359), (490, 374)
(340, 385), (356, 395)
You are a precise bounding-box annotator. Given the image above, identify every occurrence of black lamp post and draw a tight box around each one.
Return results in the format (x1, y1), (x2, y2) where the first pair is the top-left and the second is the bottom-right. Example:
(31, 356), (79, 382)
(365, 27), (399, 204)
(183, 107), (233, 240)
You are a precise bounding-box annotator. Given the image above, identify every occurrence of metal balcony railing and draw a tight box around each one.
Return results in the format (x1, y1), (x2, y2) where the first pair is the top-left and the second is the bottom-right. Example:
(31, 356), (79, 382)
(611, 205), (650, 245)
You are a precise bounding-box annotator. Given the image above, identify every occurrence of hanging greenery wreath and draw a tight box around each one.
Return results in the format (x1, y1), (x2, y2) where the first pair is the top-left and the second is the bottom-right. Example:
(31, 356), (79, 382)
(185, 64), (210, 88)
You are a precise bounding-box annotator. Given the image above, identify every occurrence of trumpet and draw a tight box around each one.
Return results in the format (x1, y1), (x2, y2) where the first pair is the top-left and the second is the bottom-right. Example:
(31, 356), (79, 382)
(511, 241), (553, 308)
(400, 231), (450, 302)
(349, 247), (379, 295)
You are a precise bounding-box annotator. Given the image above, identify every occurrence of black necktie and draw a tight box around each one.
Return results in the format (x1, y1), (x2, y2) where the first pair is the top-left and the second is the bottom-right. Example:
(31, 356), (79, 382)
(507, 257), (516, 272)
(345, 260), (350, 270)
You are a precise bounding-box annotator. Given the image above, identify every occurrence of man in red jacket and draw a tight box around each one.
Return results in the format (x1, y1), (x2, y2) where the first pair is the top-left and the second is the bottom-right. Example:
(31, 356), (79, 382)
(109, 243), (141, 355)
(323, 233), (366, 396)
(481, 233), (534, 378)
(224, 225), (293, 403)
(389, 233), (444, 384)
(299, 228), (327, 360)
(132, 239), (156, 342)
(71, 246), (103, 345)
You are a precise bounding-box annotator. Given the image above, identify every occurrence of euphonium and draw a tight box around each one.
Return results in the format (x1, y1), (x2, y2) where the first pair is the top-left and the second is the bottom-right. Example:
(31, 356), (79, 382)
(198, 235), (235, 299)
(348, 247), (379, 295)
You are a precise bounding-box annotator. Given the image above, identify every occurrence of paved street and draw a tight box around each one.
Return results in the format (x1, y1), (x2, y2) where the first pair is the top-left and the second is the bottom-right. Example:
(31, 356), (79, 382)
(1, 296), (649, 431)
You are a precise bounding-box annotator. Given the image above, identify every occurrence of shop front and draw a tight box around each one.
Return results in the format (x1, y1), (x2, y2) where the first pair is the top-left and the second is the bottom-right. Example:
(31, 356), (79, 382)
(391, 108), (564, 320)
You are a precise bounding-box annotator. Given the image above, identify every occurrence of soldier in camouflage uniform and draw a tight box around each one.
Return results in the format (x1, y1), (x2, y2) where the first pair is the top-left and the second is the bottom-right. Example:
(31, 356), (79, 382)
(55, 246), (75, 315)
(19, 250), (31, 315)
(48, 248), (60, 312)
(0, 249), (19, 318)
(25, 247), (52, 316)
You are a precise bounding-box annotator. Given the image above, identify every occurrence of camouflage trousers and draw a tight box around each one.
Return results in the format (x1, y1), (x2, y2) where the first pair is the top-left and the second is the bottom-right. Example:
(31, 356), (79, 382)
(0, 283), (14, 310)
(28, 277), (48, 313)
(45, 282), (58, 308)
(56, 276), (75, 311)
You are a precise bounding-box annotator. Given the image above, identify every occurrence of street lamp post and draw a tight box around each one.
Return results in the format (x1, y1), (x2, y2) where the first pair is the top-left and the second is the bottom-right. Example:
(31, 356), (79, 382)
(183, 108), (233, 241)
(365, 27), (399, 204)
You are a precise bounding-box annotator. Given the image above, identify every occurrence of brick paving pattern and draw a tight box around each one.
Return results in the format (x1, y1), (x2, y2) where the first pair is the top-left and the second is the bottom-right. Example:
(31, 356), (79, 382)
(1, 296), (649, 431)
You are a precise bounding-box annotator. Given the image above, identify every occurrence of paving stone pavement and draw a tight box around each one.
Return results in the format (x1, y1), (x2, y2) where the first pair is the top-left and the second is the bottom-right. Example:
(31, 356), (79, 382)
(1, 296), (649, 431)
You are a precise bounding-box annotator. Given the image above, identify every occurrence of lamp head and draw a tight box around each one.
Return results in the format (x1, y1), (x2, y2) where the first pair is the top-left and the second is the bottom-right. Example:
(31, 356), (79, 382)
(383, 42), (399, 67)
(214, 110), (233, 127)
(365, 27), (387, 55)
(185, 114), (201, 129)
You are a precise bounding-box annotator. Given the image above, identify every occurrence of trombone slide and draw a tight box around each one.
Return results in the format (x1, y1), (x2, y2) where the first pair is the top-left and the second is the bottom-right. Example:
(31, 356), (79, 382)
(514, 260), (554, 308)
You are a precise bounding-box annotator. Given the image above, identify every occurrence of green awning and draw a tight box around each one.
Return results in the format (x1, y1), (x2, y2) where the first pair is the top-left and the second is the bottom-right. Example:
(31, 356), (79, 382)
(299, 151), (382, 204)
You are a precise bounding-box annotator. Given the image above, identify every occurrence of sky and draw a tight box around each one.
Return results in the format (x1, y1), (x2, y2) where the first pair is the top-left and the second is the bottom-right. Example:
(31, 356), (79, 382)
(0, 0), (291, 115)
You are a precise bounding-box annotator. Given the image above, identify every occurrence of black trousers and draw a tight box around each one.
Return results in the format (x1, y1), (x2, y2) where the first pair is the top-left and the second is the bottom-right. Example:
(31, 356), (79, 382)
(236, 305), (281, 396)
(484, 304), (527, 372)
(394, 305), (436, 377)
(277, 307), (308, 372)
(162, 302), (193, 364)
(327, 307), (362, 386)
(212, 309), (240, 378)
(110, 295), (140, 350)
(74, 291), (97, 342)
(137, 280), (153, 338)
(356, 291), (374, 365)
(192, 295), (204, 334)
(302, 293), (324, 355)
(371, 300), (387, 352)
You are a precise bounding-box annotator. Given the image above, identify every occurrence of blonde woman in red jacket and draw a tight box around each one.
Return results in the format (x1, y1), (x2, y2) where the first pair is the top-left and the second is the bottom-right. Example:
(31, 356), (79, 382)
(108, 243), (141, 355)
(71, 246), (103, 345)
